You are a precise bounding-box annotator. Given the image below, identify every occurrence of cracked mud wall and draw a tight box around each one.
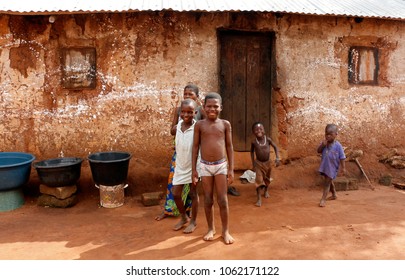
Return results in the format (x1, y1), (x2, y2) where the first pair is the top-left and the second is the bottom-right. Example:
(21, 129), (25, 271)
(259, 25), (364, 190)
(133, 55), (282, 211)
(0, 13), (221, 165)
(0, 12), (404, 191)
(274, 15), (405, 159)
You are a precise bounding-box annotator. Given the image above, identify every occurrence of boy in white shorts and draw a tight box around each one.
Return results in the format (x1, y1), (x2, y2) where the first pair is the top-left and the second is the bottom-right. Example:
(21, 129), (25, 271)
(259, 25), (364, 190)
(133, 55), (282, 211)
(192, 92), (235, 245)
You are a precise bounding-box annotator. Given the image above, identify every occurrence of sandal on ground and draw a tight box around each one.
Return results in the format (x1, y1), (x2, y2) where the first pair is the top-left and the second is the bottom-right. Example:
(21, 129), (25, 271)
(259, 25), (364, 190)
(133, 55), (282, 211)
(227, 186), (240, 196)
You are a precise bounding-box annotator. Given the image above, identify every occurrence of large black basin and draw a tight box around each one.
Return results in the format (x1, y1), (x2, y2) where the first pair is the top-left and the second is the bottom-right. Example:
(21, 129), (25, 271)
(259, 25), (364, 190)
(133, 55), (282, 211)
(34, 157), (83, 187)
(88, 151), (131, 186)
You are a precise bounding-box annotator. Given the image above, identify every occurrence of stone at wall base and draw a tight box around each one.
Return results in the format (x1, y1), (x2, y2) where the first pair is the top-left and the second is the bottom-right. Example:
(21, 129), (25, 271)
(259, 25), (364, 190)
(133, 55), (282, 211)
(334, 177), (358, 191)
(142, 192), (163, 206)
(378, 174), (392, 186)
(39, 184), (77, 199)
(37, 194), (77, 208)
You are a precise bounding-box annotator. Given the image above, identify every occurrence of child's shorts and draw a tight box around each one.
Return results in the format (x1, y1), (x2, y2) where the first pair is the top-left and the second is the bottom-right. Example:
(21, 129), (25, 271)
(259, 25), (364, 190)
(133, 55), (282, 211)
(199, 158), (228, 177)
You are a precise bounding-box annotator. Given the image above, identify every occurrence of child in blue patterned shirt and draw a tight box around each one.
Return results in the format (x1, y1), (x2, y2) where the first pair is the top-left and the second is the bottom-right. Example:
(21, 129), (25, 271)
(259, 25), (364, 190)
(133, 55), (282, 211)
(317, 124), (346, 207)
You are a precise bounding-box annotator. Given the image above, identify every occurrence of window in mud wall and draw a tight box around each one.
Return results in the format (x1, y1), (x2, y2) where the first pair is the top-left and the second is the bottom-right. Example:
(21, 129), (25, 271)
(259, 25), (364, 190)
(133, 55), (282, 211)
(348, 46), (379, 85)
(61, 47), (96, 89)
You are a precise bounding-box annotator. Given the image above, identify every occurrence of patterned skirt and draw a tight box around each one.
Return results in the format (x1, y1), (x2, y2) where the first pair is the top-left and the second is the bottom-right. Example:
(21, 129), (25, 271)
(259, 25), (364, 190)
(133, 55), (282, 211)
(162, 151), (192, 216)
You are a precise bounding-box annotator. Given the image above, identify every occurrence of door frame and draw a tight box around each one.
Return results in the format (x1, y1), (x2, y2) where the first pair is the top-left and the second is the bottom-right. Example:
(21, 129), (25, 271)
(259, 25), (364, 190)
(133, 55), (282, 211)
(217, 29), (277, 151)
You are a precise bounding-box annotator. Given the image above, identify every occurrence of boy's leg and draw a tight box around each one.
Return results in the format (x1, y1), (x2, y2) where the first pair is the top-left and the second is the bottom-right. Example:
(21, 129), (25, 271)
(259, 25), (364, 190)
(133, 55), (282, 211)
(254, 162), (268, 206)
(264, 185), (270, 198)
(320, 176), (333, 207)
(184, 182), (199, 233)
(201, 176), (215, 240)
(172, 185), (189, 230)
(264, 167), (271, 199)
(215, 174), (234, 245)
(328, 181), (337, 200)
(255, 186), (263, 207)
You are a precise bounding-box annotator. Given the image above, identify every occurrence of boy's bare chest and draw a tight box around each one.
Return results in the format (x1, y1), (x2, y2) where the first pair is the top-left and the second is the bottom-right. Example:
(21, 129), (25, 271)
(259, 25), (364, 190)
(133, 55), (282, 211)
(254, 142), (270, 154)
(200, 122), (225, 137)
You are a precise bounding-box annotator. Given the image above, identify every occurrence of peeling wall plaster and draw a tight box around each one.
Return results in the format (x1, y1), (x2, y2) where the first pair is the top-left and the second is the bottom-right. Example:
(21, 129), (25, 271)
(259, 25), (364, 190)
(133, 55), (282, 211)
(0, 12), (404, 171)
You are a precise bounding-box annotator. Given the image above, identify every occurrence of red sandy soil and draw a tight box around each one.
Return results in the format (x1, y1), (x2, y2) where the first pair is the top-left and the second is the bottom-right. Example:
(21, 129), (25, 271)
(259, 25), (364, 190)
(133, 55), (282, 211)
(0, 157), (404, 260)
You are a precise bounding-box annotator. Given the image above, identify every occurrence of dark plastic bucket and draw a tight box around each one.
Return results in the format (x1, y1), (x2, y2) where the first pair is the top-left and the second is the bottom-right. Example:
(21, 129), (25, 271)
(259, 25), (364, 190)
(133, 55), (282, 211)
(34, 157), (83, 187)
(0, 152), (36, 191)
(87, 151), (131, 186)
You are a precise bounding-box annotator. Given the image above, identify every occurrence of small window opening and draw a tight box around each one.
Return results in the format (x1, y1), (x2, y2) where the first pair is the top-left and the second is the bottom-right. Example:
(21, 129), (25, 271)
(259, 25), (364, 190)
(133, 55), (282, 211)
(348, 47), (379, 85)
(61, 47), (96, 89)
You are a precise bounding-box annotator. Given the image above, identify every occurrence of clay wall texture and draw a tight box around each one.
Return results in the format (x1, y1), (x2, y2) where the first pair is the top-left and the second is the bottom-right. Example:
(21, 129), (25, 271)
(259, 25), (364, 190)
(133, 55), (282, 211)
(0, 12), (404, 186)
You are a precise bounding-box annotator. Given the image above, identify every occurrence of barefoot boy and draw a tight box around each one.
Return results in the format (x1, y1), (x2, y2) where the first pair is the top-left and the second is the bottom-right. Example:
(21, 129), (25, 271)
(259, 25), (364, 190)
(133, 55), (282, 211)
(172, 99), (200, 233)
(250, 122), (281, 207)
(192, 92), (235, 245)
(317, 123), (346, 207)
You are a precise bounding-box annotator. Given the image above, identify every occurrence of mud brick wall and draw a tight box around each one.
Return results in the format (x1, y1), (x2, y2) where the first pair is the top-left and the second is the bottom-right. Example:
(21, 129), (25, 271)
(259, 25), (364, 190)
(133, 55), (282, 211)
(1, 12), (404, 193)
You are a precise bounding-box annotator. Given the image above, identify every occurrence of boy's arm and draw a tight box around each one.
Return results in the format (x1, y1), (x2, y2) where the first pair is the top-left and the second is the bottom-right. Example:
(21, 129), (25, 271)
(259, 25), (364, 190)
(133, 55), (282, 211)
(198, 106), (206, 120)
(340, 159), (347, 176)
(224, 120), (234, 185)
(191, 121), (201, 185)
(317, 140), (327, 153)
(170, 107), (179, 136)
(339, 144), (347, 175)
(170, 125), (177, 136)
(250, 142), (255, 169)
(268, 137), (281, 166)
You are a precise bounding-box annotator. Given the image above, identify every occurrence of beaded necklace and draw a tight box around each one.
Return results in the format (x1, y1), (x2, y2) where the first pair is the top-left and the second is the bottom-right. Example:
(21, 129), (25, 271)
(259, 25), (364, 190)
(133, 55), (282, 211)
(256, 137), (267, 146)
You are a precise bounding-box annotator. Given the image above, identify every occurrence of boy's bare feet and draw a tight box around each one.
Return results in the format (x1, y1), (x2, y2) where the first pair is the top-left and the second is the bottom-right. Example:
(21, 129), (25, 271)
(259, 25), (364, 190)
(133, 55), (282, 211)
(222, 231), (235, 245)
(173, 216), (189, 231)
(264, 190), (270, 198)
(183, 221), (197, 234)
(319, 199), (326, 207)
(255, 200), (262, 207)
(327, 195), (337, 200)
(203, 229), (216, 241)
(155, 212), (168, 221)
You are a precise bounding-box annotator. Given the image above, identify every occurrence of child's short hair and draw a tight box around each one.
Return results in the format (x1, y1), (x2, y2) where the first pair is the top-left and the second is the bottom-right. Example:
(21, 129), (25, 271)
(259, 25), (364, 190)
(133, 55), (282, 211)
(181, 99), (197, 109)
(325, 123), (338, 133)
(252, 122), (264, 131)
(184, 84), (199, 96)
(204, 92), (222, 104)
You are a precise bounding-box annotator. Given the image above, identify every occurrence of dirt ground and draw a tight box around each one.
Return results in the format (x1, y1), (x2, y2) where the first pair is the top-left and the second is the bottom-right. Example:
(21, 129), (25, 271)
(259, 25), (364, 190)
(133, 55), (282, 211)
(0, 157), (405, 260)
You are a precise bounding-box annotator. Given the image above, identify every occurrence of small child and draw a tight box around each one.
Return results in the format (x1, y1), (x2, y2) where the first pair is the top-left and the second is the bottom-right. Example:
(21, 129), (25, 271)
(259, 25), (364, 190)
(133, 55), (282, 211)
(192, 92), (234, 245)
(250, 122), (281, 207)
(172, 99), (200, 233)
(317, 123), (346, 207)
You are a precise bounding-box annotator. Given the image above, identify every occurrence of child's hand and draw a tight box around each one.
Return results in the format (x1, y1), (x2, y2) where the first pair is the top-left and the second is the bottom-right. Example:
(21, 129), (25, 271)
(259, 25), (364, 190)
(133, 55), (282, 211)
(227, 170), (234, 185)
(192, 171), (199, 186)
(342, 167), (347, 176)
(275, 159), (281, 167)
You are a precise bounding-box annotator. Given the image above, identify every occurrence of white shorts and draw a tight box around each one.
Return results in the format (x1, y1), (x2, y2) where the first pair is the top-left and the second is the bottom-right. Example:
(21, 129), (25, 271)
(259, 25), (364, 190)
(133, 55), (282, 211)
(199, 158), (228, 177)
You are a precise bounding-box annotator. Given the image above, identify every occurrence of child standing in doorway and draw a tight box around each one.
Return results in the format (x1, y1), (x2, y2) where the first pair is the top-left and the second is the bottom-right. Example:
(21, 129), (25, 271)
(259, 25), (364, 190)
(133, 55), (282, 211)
(250, 122), (281, 207)
(172, 99), (200, 233)
(317, 123), (346, 207)
(192, 92), (235, 245)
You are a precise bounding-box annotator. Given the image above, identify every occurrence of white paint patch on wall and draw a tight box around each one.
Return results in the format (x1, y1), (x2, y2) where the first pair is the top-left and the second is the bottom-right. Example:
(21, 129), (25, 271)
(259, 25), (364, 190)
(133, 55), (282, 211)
(287, 103), (349, 123)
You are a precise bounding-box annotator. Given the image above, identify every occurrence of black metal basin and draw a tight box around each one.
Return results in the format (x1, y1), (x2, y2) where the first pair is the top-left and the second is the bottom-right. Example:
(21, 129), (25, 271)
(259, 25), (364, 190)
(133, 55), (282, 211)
(88, 151), (131, 186)
(34, 157), (83, 187)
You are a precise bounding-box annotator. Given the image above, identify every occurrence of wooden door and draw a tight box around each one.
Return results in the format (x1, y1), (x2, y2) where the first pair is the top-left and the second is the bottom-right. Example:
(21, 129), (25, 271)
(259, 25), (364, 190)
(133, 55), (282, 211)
(219, 31), (273, 151)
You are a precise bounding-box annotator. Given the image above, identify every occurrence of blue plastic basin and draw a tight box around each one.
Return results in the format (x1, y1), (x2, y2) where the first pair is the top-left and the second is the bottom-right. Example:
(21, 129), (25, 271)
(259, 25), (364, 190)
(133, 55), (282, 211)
(0, 152), (36, 191)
